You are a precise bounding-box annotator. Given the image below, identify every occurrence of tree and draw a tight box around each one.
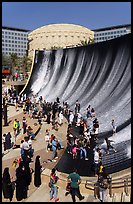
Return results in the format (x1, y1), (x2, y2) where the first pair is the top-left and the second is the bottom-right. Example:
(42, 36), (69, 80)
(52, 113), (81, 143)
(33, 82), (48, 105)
(22, 55), (32, 73)
(10, 53), (18, 75)
(79, 38), (95, 46)
(80, 39), (90, 46)
(2, 54), (11, 67)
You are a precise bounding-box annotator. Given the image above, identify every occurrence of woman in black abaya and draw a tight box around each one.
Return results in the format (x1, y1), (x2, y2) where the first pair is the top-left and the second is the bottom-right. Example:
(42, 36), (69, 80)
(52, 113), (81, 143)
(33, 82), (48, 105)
(2, 167), (14, 201)
(34, 155), (42, 187)
(15, 161), (28, 201)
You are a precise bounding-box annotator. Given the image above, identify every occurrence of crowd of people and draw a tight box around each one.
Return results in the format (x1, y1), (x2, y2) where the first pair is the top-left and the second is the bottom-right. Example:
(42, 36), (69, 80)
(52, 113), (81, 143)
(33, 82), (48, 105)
(2, 93), (116, 202)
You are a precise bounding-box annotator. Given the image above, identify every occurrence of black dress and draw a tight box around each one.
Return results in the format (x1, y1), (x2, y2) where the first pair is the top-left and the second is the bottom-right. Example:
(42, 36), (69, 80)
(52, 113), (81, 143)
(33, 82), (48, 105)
(5, 132), (12, 149)
(15, 162), (28, 201)
(34, 155), (42, 187)
(2, 167), (14, 201)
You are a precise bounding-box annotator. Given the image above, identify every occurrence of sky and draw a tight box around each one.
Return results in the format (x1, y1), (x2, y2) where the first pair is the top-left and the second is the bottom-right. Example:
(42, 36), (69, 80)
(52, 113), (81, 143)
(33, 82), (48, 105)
(2, 2), (131, 31)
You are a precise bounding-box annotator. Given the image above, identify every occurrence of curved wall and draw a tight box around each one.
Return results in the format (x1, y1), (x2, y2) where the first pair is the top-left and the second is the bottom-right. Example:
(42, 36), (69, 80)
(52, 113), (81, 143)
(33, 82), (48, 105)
(22, 34), (131, 175)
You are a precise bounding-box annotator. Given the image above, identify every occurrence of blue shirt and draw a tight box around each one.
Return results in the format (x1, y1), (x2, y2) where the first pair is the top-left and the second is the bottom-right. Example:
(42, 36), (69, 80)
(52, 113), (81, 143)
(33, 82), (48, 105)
(52, 140), (57, 151)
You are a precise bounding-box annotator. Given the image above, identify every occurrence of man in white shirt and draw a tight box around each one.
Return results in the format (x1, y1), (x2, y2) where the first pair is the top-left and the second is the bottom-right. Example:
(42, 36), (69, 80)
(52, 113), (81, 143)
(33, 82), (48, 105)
(93, 148), (100, 176)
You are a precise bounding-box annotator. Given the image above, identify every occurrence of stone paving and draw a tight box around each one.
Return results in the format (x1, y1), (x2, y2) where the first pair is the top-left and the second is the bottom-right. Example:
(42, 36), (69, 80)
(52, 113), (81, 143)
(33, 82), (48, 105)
(2, 104), (69, 202)
(2, 104), (131, 202)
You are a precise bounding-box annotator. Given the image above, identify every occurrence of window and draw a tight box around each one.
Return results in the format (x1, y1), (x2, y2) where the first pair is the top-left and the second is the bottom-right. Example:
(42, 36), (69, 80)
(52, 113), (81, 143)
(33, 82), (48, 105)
(12, 36), (14, 39)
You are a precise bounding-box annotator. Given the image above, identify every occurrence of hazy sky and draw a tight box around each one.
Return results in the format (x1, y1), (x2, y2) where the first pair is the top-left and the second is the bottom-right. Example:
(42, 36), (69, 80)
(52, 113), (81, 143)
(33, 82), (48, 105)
(2, 2), (131, 31)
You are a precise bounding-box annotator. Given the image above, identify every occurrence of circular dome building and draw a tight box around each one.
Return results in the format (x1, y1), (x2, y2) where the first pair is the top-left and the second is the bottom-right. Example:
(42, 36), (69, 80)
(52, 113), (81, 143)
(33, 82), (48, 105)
(28, 23), (94, 58)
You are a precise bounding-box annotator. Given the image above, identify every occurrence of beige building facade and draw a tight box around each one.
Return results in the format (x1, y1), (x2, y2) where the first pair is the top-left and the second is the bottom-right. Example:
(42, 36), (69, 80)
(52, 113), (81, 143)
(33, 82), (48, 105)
(28, 23), (94, 59)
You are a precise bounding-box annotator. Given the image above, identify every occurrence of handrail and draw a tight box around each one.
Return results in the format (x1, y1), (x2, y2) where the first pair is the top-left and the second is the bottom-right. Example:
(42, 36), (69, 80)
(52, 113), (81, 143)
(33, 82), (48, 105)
(85, 176), (131, 198)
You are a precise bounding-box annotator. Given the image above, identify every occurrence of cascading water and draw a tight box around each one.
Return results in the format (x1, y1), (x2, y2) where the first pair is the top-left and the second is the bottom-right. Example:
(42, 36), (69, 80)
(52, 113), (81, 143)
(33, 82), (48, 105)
(22, 34), (131, 174)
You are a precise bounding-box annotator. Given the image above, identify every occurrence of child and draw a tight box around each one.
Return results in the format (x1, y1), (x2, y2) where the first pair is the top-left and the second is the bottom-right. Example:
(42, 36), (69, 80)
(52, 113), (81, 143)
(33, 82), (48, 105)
(72, 144), (80, 159)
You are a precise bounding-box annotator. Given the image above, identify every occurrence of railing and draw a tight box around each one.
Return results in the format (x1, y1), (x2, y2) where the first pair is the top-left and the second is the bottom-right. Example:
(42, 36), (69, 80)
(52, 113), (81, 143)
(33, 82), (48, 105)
(85, 175), (131, 199)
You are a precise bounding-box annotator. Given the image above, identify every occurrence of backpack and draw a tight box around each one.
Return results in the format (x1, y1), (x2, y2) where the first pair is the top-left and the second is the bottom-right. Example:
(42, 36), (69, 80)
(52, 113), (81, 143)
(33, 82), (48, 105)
(98, 175), (109, 189)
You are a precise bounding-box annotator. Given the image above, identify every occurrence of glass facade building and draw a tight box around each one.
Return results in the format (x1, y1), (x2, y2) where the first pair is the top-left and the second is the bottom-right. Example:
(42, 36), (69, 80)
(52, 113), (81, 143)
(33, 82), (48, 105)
(93, 24), (131, 43)
(2, 26), (30, 57)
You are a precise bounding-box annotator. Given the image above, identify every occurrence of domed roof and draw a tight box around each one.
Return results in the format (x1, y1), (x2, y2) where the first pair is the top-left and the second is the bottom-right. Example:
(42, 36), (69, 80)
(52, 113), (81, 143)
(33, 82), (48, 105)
(29, 23), (92, 35)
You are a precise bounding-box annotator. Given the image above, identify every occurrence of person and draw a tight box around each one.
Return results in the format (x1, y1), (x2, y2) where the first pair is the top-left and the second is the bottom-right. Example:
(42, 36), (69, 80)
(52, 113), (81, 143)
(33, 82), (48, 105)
(67, 168), (84, 202)
(15, 161), (28, 201)
(86, 105), (91, 118)
(16, 120), (20, 135)
(23, 160), (32, 189)
(20, 140), (24, 158)
(59, 111), (63, 125)
(13, 119), (18, 141)
(105, 137), (117, 154)
(72, 144), (80, 159)
(69, 111), (74, 125)
(49, 168), (59, 202)
(5, 132), (12, 150)
(2, 167), (14, 202)
(93, 147), (100, 176)
(51, 136), (58, 162)
(97, 167), (110, 202)
(22, 117), (27, 134)
(111, 119), (117, 136)
(34, 155), (42, 187)
(45, 129), (50, 152)
(2, 133), (7, 152)
(22, 136), (30, 162)
(28, 136), (34, 158)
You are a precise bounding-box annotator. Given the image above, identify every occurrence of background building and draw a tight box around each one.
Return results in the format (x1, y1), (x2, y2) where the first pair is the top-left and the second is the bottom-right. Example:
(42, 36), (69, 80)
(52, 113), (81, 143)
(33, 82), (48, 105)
(93, 24), (131, 43)
(28, 23), (94, 59)
(2, 26), (30, 57)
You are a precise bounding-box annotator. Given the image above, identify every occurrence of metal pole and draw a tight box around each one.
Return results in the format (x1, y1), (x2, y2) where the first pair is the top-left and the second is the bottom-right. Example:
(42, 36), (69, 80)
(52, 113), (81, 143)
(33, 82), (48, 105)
(125, 178), (129, 196)
(94, 183), (97, 198)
